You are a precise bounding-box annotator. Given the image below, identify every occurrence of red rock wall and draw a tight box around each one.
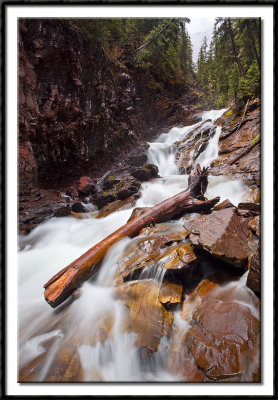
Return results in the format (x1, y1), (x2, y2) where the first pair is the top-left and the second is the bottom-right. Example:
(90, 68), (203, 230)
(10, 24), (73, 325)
(18, 19), (200, 193)
(17, 20), (164, 192)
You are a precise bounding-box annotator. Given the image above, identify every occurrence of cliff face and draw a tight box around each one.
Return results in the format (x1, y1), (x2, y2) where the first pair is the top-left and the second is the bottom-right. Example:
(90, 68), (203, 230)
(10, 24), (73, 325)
(18, 19), (200, 194)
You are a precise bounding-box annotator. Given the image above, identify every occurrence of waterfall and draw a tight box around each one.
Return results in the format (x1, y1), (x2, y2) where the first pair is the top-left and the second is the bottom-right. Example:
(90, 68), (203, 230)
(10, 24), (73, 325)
(18, 107), (255, 382)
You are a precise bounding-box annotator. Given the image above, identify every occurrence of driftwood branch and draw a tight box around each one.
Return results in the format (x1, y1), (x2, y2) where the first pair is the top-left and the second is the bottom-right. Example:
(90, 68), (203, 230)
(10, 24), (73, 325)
(44, 165), (219, 308)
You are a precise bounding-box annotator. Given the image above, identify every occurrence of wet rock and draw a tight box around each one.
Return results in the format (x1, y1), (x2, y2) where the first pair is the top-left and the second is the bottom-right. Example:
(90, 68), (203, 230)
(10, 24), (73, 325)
(44, 343), (83, 382)
(184, 208), (250, 267)
(213, 199), (235, 211)
(242, 187), (260, 203)
(66, 186), (79, 198)
(127, 207), (149, 222)
(249, 216), (260, 236)
(169, 277), (260, 382)
(71, 211), (97, 219)
(126, 153), (148, 167)
(77, 176), (95, 196)
(237, 202), (260, 216)
(116, 175), (141, 200)
(96, 196), (136, 219)
(158, 282), (183, 306)
(71, 202), (86, 213)
(116, 280), (174, 352)
(158, 242), (196, 271)
(95, 175), (140, 209)
(114, 223), (190, 285)
(175, 121), (215, 173)
(209, 103), (260, 180)
(130, 163), (159, 181)
(247, 242), (260, 296)
(54, 205), (72, 217)
(18, 189), (75, 234)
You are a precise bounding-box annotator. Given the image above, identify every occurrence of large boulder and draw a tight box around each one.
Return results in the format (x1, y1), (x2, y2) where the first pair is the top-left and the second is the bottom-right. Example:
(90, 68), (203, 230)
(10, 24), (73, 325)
(168, 277), (260, 382)
(93, 163), (158, 209)
(184, 208), (250, 268)
(130, 163), (159, 181)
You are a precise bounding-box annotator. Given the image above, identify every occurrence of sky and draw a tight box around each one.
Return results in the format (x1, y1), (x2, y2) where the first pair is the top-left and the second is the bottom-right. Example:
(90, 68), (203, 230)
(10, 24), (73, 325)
(186, 18), (216, 64)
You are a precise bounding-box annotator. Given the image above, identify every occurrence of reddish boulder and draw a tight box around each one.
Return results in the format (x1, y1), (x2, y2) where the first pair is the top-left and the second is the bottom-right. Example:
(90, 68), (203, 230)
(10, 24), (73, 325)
(184, 208), (250, 267)
(77, 176), (95, 196)
(169, 278), (260, 382)
(213, 199), (235, 211)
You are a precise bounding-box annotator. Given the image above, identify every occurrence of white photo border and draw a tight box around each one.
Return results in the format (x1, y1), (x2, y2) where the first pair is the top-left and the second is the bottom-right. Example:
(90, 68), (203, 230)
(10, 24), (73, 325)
(6, 3), (274, 397)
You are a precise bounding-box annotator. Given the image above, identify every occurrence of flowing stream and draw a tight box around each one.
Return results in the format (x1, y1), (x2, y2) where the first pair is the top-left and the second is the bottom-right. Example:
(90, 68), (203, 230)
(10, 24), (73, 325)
(18, 108), (256, 382)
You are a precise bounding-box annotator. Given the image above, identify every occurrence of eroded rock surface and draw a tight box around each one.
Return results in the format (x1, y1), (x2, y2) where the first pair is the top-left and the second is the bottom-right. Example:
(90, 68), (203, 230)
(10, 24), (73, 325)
(169, 278), (260, 382)
(113, 222), (193, 285)
(184, 208), (250, 267)
(115, 280), (174, 352)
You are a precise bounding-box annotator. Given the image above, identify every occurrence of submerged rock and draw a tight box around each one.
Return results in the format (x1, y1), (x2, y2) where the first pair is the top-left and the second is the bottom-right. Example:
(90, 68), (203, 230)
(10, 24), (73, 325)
(115, 280), (174, 352)
(71, 202), (87, 213)
(184, 208), (250, 267)
(158, 282), (183, 306)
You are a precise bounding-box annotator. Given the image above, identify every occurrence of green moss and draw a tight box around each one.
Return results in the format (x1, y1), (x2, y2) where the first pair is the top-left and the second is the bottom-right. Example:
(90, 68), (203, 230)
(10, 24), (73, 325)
(224, 109), (233, 118)
(250, 134), (260, 145)
(110, 175), (115, 181)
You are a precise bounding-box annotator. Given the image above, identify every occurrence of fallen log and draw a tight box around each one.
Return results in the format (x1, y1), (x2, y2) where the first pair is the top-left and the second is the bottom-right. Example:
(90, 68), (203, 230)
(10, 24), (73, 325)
(44, 165), (219, 308)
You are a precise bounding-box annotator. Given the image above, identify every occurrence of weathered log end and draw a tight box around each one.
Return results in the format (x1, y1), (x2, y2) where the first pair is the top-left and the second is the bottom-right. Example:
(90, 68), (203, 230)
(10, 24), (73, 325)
(187, 163), (208, 199)
(44, 267), (80, 308)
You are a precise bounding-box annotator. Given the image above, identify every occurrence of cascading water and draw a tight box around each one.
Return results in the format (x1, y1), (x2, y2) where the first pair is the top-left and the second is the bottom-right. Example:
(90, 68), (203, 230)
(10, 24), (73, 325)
(18, 108), (257, 382)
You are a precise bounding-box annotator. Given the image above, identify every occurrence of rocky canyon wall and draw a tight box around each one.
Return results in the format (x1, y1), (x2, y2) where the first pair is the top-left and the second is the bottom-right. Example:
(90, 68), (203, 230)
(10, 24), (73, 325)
(18, 19), (200, 194)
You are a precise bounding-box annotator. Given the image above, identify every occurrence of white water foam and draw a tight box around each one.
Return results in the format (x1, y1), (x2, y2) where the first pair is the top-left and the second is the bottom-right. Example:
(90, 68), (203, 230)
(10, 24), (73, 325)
(18, 107), (255, 382)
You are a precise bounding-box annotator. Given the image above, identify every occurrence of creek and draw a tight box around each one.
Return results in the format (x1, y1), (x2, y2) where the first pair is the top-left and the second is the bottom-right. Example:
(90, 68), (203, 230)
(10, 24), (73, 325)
(18, 108), (258, 382)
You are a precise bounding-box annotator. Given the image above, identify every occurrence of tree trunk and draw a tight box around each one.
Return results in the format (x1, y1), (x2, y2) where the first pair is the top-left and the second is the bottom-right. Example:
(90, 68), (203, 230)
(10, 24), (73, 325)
(44, 165), (219, 308)
(227, 19), (244, 77)
(246, 20), (260, 67)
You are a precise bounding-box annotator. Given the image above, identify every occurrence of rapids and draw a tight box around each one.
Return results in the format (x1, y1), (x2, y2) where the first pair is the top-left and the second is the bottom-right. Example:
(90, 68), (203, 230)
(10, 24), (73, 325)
(18, 108), (257, 382)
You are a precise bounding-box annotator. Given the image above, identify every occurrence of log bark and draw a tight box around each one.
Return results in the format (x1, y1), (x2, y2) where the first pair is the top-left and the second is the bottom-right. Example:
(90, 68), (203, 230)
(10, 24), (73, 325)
(44, 165), (219, 308)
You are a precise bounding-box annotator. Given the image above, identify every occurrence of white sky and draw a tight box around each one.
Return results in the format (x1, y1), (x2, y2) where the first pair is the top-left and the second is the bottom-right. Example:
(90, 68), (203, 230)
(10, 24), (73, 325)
(187, 18), (216, 64)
